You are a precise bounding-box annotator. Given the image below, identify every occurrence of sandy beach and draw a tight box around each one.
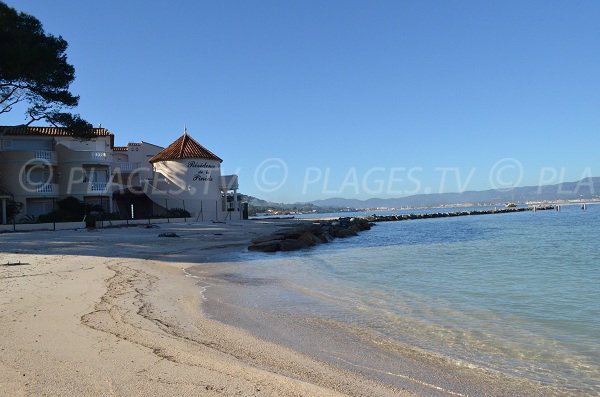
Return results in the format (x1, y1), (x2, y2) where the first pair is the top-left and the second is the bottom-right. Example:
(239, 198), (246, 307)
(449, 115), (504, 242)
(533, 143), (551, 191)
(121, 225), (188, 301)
(0, 221), (411, 397)
(0, 220), (586, 396)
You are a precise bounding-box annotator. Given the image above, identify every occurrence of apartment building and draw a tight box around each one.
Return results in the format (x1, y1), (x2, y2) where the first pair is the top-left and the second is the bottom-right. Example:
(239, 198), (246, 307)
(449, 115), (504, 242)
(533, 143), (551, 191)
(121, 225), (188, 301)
(0, 126), (240, 224)
(0, 126), (117, 221)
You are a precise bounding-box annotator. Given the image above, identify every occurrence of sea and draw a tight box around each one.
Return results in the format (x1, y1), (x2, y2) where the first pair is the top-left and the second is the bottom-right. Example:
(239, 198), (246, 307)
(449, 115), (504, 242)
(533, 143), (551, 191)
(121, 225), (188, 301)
(198, 204), (600, 395)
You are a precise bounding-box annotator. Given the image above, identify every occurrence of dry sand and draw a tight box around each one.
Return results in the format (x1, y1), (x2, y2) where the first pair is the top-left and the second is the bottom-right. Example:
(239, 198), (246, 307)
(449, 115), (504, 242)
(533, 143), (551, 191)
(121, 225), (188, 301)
(0, 221), (412, 397)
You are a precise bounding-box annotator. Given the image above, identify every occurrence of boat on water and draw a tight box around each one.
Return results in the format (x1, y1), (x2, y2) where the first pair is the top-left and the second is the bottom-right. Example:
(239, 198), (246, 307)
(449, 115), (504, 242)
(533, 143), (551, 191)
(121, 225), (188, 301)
(505, 203), (517, 208)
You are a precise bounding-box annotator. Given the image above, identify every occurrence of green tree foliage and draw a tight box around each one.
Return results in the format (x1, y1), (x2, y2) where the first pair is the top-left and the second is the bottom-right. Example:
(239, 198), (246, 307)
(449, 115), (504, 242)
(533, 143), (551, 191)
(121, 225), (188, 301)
(0, 1), (93, 137)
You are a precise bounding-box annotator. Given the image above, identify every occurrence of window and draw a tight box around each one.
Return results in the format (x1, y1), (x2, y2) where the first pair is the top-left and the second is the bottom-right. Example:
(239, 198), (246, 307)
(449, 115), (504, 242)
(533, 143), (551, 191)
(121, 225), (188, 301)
(26, 199), (54, 217)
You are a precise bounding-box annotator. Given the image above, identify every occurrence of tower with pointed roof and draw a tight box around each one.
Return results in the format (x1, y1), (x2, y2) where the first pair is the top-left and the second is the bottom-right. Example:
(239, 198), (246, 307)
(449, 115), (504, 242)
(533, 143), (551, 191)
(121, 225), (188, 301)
(145, 129), (239, 221)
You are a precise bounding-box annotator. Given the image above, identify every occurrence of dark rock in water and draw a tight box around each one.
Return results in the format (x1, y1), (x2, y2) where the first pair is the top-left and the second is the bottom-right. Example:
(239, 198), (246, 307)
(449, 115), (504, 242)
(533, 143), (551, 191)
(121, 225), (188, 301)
(280, 239), (309, 251)
(333, 228), (358, 238)
(247, 217), (373, 252)
(248, 240), (281, 252)
(315, 231), (333, 243)
(251, 234), (285, 245)
(298, 231), (319, 246)
(158, 232), (179, 238)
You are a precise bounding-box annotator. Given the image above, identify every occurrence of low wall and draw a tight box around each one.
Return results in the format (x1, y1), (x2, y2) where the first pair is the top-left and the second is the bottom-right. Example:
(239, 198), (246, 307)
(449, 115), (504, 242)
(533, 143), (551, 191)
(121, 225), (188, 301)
(97, 217), (190, 228)
(0, 214), (246, 233)
(0, 221), (86, 233)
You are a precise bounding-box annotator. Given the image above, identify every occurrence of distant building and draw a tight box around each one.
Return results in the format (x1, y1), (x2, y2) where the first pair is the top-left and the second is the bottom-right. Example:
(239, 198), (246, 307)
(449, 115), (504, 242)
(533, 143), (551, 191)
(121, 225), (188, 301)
(0, 126), (240, 224)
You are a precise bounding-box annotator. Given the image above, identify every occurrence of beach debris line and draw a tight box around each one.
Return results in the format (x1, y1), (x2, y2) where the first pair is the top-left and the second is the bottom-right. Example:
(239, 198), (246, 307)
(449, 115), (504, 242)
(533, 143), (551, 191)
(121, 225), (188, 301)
(158, 232), (180, 238)
(2, 261), (31, 267)
(248, 218), (373, 252)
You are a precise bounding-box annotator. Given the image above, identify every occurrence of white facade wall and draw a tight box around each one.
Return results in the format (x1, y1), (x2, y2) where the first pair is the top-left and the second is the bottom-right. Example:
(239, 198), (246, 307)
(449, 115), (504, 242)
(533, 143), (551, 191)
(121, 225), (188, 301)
(148, 158), (227, 220)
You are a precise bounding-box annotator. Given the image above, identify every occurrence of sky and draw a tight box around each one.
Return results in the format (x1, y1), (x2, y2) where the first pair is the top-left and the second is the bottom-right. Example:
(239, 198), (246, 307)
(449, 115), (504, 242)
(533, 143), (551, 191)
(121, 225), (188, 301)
(4, 0), (600, 202)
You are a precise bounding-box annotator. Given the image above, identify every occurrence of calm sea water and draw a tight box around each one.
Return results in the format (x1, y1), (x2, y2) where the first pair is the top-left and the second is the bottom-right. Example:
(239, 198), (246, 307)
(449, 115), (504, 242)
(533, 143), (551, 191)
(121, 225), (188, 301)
(220, 205), (600, 394)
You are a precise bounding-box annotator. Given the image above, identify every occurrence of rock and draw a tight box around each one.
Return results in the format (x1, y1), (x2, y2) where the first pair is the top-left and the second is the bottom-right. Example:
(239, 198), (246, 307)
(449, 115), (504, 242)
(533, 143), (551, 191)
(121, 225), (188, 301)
(298, 231), (319, 246)
(247, 217), (375, 252)
(280, 239), (309, 251)
(158, 232), (179, 238)
(251, 234), (285, 245)
(248, 241), (281, 252)
(334, 228), (358, 238)
(315, 231), (333, 243)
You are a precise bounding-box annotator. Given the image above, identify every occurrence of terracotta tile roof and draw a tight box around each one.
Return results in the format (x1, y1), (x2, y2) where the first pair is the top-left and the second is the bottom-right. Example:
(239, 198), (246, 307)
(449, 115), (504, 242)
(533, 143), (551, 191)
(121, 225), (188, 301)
(149, 131), (222, 163)
(113, 146), (128, 151)
(0, 125), (113, 137)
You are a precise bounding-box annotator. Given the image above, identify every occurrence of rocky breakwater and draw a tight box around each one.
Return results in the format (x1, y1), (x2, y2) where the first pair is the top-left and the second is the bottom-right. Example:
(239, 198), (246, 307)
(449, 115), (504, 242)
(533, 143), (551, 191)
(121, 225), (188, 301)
(248, 218), (373, 253)
(362, 205), (555, 223)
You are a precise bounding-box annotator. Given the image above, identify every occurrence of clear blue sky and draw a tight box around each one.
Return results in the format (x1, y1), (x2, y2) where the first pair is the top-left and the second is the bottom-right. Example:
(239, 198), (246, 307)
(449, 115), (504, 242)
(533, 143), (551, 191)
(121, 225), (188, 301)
(5, 0), (600, 202)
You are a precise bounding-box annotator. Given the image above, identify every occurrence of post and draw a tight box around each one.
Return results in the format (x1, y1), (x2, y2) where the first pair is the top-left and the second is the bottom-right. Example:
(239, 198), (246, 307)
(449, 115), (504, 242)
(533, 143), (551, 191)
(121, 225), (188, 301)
(165, 199), (169, 223)
(52, 197), (56, 231)
(182, 200), (187, 223)
(233, 188), (238, 213)
(215, 200), (218, 221)
(201, 200), (204, 222)
(1, 198), (6, 225)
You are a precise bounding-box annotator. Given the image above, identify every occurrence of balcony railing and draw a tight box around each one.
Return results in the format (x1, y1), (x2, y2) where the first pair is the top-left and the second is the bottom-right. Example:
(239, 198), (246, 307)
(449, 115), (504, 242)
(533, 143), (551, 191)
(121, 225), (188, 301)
(113, 162), (141, 172)
(19, 183), (59, 195)
(89, 182), (107, 192)
(35, 183), (54, 193)
(35, 150), (54, 161)
(0, 150), (57, 164)
(220, 174), (239, 190)
(92, 152), (110, 161)
(63, 151), (112, 163)
(67, 182), (110, 195)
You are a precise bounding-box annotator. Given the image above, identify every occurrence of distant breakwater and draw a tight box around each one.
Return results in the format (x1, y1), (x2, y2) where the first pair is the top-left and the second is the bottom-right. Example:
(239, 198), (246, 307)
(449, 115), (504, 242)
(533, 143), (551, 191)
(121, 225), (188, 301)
(247, 206), (555, 252)
(363, 205), (555, 222)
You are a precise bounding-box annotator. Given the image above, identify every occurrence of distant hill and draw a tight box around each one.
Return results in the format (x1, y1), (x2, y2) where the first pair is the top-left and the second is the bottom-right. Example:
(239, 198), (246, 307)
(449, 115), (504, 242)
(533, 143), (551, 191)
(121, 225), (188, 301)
(310, 177), (600, 209)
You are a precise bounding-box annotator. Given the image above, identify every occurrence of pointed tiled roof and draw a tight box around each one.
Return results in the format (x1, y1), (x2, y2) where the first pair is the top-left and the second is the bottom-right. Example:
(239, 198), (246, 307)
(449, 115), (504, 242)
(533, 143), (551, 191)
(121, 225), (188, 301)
(149, 130), (222, 163)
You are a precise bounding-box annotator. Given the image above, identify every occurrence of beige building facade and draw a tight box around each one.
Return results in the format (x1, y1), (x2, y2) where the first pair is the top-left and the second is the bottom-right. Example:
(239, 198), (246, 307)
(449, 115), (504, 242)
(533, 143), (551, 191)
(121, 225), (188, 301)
(0, 126), (240, 224)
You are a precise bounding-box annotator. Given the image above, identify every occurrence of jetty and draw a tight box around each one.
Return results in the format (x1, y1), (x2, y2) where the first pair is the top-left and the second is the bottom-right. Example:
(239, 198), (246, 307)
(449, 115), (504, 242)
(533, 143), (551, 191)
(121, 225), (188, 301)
(248, 206), (555, 252)
(362, 205), (555, 223)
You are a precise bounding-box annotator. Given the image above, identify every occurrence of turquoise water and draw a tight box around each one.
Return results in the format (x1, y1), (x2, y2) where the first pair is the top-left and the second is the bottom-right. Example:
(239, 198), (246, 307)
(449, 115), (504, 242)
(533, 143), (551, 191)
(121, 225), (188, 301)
(226, 205), (600, 393)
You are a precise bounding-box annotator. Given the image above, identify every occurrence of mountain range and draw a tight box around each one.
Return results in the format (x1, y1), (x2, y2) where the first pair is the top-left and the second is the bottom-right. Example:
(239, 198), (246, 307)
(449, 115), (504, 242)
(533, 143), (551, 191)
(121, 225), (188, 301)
(310, 177), (600, 208)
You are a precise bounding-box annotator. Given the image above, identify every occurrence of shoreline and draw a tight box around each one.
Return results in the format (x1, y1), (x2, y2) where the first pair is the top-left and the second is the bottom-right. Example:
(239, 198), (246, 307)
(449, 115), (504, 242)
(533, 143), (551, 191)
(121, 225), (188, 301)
(192, 251), (583, 397)
(0, 219), (590, 396)
(0, 221), (409, 396)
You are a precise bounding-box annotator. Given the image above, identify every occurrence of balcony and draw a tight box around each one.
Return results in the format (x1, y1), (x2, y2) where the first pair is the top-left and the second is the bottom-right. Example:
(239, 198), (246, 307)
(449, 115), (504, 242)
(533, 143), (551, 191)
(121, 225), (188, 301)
(220, 175), (239, 190)
(112, 161), (141, 172)
(89, 182), (107, 192)
(20, 183), (59, 196)
(67, 182), (110, 195)
(0, 150), (58, 165)
(61, 151), (112, 164)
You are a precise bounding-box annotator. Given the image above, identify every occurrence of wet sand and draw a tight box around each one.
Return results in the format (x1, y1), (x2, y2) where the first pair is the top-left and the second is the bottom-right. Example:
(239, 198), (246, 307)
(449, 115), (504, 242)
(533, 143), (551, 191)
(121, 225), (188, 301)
(0, 221), (407, 396)
(194, 260), (583, 397)
(0, 220), (586, 396)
